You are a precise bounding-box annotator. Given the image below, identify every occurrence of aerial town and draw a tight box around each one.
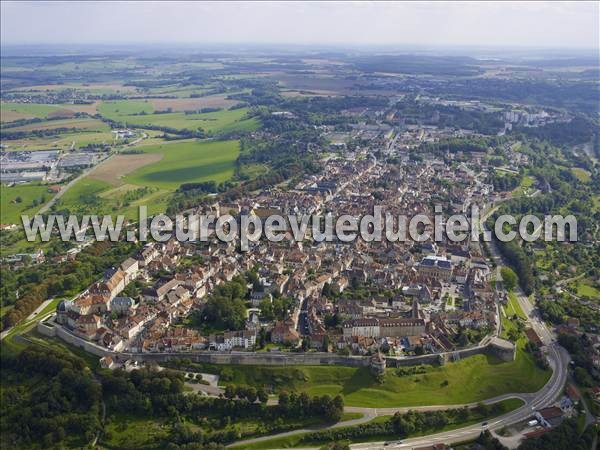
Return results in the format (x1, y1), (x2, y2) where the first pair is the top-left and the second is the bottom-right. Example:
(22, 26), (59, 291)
(1, 2), (599, 450)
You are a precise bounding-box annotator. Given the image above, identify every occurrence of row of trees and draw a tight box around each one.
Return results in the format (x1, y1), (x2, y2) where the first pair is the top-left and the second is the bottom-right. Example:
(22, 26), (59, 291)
(300, 403), (508, 444)
(1, 240), (138, 329)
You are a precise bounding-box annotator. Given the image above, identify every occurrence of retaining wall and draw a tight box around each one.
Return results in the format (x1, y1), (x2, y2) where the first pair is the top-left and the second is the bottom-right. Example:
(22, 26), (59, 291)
(39, 316), (515, 367)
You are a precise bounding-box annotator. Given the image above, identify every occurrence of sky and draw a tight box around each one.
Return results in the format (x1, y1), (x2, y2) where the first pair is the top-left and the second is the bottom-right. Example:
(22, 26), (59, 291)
(1, 1), (599, 49)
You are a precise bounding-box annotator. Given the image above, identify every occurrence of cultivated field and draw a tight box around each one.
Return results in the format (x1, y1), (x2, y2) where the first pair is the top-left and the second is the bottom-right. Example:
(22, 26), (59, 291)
(1, 102), (65, 122)
(5, 117), (109, 133)
(97, 101), (258, 133)
(149, 93), (240, 111)
(88, 153), (164, 186)
(124, 139), (240, 189)
(1, 102), (101, 123)
(54, 139), (240, 218)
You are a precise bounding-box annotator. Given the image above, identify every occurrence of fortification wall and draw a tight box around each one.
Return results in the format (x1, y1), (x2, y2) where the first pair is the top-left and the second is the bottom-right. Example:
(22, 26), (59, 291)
(43, 317), (515, 367)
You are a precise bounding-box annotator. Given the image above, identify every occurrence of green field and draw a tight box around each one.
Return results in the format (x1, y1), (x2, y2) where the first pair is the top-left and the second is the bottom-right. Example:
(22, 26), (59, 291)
(574, 279), (600, 299)
(0, 183), (52, 224)
(55, 139), (240, 217)
(56, 177), (170, 219)
(98, 101), (259, 133)
(5, 117), (109, 133)
(1, 102), (65, 121)
(507, 292), (527, 320)
(513, 175), (535, 197)
(2, 130), (116, 151)
(97, 99), (154, 117)
(198, 347), (549, 408)
(124, 139), (240, 189)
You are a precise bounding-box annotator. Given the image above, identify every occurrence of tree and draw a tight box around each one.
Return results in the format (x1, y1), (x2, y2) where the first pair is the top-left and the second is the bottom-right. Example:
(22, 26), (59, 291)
(501, 267), (518, 291)
(257, 388), (269, 404)
(322, 335), (330, 352)
(245, 387), (257, 403)
(224, 385), (236, 399)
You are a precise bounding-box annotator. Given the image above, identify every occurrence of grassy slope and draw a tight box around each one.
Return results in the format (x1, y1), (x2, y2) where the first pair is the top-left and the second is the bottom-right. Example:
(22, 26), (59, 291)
(207, 347), (550, 408)
(507, 292), (528, 320)
(571, 167), (591, 182)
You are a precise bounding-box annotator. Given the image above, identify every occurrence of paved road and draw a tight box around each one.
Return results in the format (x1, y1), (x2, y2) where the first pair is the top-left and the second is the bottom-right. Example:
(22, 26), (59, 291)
(37, 132), (147, 215)
(37, 154), (113, 215)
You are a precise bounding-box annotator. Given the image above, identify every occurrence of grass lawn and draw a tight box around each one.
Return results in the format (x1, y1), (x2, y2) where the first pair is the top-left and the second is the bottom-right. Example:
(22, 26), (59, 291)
(574, 279), (600, 299)
(513, 175), (535, 197)
(124, 139), (240, 189)
(507, 292), (527, 320)
(0, 183), (53, 224)
(206, 347), (549, 408)
(232, 398), (525, 450)
(593, 194), (600, 214)
(571, 167), (591, 183)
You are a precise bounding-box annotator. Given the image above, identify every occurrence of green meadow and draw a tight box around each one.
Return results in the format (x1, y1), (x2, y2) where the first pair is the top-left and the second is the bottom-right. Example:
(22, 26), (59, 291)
(1, 102), (65, 121)
(0, 183), (52, 224)
(98, 100), (259, 133)
(124, 139), (240, 189)
(97, 99), (154, 117)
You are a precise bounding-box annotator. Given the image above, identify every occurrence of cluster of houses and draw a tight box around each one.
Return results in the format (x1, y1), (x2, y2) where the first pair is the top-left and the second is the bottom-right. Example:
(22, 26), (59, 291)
(52, 150), (504, 358)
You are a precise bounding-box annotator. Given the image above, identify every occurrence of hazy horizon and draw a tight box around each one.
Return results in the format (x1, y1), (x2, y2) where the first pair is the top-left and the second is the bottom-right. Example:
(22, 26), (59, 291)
(1, 1), (598, 50)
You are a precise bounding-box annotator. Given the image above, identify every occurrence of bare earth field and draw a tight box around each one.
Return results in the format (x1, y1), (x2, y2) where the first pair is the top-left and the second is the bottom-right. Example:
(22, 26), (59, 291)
(59, 101), (101, 115)
(88, 153), (163, 186)
(149, 94), (240, 111)
(0, 109), (31, 121)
